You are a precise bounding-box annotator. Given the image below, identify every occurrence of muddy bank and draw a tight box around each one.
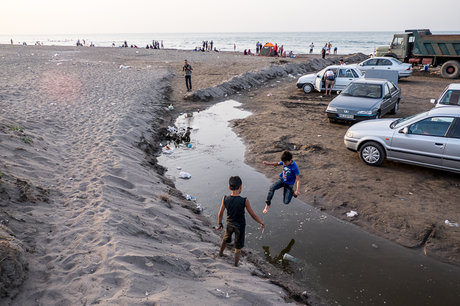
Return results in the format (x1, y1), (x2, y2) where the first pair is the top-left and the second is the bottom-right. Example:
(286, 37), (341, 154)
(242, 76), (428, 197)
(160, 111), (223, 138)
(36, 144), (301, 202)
(185, 53), (368, 102)
(169, 53), (460, 267)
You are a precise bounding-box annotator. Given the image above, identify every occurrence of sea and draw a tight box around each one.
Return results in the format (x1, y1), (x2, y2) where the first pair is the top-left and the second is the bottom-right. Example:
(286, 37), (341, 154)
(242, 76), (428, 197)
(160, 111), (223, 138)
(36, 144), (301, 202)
(0, 32), (405, 55)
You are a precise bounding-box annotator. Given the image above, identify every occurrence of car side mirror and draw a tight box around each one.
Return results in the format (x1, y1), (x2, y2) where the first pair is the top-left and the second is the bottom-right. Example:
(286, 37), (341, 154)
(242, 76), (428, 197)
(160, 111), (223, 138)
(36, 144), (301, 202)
(399, 127), (409, 134)
(430, 99), (436, 104)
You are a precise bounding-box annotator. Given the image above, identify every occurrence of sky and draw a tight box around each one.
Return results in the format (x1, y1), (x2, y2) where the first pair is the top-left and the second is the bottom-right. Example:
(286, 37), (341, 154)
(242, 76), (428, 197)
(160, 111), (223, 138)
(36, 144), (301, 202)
(2, 0), (460, 35)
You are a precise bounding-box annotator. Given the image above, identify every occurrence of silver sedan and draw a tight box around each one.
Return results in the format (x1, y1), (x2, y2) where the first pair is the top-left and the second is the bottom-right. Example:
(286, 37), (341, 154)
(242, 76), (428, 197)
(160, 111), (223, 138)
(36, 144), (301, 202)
(357, 57), (413, 78)
(344, 106), (460, 173)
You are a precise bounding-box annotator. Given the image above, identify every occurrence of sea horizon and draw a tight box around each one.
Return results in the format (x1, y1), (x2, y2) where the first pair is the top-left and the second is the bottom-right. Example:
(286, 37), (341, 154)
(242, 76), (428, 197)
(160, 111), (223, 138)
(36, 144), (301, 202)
(2, 30), (459, 55)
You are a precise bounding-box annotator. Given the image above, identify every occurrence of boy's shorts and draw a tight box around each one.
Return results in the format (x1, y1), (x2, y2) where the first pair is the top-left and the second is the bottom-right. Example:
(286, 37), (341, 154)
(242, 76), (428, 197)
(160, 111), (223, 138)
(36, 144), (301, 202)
(223, 223), (245, 249)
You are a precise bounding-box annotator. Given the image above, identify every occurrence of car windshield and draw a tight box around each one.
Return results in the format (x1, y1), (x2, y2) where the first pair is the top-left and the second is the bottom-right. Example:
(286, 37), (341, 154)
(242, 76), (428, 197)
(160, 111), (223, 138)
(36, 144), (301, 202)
(341, 83), (382, 98)
(390, 111), (429, 129)
(439, 90), (460, 105)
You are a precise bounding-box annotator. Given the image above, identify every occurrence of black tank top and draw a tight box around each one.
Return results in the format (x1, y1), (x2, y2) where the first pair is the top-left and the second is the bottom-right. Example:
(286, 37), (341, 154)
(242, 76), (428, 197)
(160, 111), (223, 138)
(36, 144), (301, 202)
(224, 195), (246, 227)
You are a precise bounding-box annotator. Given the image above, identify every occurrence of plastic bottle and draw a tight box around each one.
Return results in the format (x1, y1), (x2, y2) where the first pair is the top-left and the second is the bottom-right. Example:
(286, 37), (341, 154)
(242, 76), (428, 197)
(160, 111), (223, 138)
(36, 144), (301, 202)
(282, 253), (297, 262)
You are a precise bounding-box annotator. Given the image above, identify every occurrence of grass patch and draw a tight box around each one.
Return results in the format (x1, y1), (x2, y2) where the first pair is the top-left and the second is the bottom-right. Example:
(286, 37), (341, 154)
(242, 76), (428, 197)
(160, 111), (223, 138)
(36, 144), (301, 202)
(21, 136), (33, 144)
(10, 125), (25, 133)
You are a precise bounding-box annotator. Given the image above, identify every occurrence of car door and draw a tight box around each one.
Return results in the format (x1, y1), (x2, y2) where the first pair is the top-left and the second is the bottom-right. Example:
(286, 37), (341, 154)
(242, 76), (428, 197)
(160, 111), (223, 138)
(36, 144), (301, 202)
(334, 68), (355, 91)
(381, 83), (393, 114)
(442, 118), (460, 171)
(388, 81), (400, 108)
(315, 69), (326, 91)
(389, 116), (455, 166)
(377, 58), (393, 71)
(359, 58), (378, 74)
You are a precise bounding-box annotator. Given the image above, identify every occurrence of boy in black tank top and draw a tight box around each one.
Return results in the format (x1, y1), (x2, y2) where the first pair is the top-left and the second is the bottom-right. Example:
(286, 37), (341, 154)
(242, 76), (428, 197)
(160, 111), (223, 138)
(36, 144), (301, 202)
(217, 176), (265, 266)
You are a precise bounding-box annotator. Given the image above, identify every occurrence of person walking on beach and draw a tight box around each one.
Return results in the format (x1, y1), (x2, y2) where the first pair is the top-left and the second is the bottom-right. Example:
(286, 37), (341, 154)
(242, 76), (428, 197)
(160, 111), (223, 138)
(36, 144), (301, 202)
(263, 151), (300, 214)
(217, 176), (265, 266)
(321, 44), (326, 59)
(183, 60), (193, 92)
(309, 42), (314, 53)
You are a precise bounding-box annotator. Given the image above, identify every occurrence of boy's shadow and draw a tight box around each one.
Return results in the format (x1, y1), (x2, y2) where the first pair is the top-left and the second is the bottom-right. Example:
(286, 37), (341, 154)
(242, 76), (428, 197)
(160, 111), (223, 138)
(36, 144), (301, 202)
(262, 238), (295, 270)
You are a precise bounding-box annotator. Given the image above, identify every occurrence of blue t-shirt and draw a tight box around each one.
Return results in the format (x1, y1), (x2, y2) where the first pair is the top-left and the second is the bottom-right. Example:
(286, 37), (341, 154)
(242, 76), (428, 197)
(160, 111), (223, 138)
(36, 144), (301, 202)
(278, 161), (300, 185)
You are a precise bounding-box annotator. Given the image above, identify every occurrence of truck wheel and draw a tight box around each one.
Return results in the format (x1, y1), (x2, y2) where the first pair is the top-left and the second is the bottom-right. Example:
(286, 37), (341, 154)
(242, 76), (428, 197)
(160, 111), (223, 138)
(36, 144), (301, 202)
(441, 61), (460, 79)
(303, 84), (314, 94)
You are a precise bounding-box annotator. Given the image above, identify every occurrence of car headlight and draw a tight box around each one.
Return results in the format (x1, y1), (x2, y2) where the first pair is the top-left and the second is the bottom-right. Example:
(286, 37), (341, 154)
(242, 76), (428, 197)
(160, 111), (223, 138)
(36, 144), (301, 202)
(346, 131), (354, 138)
(357, 110), (373, 115)
(326, 105), (337, 112)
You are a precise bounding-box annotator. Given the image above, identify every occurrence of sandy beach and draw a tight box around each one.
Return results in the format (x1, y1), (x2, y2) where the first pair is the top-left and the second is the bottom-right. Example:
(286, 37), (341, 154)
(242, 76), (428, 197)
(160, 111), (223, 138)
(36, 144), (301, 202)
(1, 43), (459, 305)
(0, 45), (308, 305)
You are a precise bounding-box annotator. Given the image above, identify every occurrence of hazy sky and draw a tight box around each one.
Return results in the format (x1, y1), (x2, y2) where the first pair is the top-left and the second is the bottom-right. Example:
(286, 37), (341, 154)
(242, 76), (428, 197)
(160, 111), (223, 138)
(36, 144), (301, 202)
(2, 0), (460, 34)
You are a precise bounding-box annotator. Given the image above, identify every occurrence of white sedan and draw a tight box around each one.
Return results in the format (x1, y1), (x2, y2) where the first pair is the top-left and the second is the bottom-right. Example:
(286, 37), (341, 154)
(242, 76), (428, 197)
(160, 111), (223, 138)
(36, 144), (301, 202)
(296, 65), (364, 94)
(357, 57), (412, 78)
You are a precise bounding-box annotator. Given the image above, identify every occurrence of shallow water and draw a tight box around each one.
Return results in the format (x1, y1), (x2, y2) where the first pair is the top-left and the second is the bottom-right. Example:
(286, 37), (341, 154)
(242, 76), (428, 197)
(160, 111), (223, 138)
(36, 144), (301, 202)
(158, 100), (460, 306)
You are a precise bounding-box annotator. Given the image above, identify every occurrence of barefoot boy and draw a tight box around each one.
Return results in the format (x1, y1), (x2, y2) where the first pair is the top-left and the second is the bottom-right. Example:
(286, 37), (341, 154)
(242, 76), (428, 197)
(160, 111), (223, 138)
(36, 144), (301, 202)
(217, 176), (265, 266)
(263, 150), (300, 213)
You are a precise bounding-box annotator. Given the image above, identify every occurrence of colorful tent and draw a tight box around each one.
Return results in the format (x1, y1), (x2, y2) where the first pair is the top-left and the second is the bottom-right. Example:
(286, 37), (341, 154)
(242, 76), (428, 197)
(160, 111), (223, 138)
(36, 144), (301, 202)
(260, 43), (276, 56)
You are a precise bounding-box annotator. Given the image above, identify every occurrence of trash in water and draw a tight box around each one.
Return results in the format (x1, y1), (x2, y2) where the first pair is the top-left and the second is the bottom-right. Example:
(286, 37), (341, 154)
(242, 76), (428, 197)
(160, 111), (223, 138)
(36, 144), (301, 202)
(445, 220), (459, 227)
(186, 112), (193, 117)
(282, 253), (297, 262)
(163, 146), (174, 154)
(179, 171), (192, 179)
(186, 194), (196, 201)
(346, 210), (358, 217)
(187, 143), (193, 148)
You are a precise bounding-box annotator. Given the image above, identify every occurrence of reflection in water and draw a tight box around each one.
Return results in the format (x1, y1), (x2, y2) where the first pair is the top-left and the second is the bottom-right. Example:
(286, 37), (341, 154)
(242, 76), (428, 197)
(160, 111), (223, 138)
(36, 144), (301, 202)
(263, 238), (296, 271)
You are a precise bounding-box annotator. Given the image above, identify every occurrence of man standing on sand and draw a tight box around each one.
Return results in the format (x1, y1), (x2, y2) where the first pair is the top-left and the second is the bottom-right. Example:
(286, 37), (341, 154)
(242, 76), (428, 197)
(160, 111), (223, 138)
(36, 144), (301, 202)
(309, 42), (314, 53)
(183, 60), (193, 92)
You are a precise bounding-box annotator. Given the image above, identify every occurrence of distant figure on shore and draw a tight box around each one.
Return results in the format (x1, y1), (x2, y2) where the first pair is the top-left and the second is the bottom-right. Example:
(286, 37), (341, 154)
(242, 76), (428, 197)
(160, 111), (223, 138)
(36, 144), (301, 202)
(10, 39), (13, 45)
(161, 40), (164, 48)
(262, 151), (300, 214)
(123, 41), (128, 48)
(183, 60), (193, 92)
(234, 43), (236, 51)
(309, 42), (314, 53)
(334, 46), (338, 54)
(112, 42), (115, 47)
(321, 44), (326, 59)
(217, 176), (265, 267)
(327, 42), (332, 54)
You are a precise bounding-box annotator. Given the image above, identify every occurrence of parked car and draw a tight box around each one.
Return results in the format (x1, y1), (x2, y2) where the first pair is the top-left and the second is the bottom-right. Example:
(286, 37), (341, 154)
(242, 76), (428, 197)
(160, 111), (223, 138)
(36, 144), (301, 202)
(430, 83), (460, 107)
(357, 57), (413, 78)
(296, 65), (364, 94)
(343, 106), (460, 173)
(326, 79), (401, 122)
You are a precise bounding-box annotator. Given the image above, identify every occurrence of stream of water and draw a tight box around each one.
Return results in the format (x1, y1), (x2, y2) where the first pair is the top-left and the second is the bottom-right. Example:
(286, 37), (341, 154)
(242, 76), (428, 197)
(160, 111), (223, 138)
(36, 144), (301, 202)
(158, 100), (460, 306)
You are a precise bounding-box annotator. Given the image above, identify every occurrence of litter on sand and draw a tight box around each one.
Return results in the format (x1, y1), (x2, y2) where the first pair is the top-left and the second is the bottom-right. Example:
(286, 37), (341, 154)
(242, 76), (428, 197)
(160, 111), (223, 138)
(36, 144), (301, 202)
(179, 171), (192, 179)
(346, 210), (358, 217)
(186, 194), (196, 201)
(282, 253), (297, 262)
(445, 220), (459, 227)
(119, 65), (131, 69)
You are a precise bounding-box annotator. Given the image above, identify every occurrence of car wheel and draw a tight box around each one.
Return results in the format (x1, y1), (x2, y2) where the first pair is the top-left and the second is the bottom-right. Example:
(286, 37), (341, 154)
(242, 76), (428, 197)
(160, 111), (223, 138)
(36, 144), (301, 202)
(359, 141), (385, 166)
(303, 83), (314, 94)
(441, 61), (460, 79)
(390, 101), (399, 115)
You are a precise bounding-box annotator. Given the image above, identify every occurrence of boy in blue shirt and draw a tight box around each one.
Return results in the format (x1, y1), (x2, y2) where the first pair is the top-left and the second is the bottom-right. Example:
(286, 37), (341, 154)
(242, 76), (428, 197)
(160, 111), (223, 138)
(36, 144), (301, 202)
(217, 176), (265, 266)
(263, 151), (300, 213)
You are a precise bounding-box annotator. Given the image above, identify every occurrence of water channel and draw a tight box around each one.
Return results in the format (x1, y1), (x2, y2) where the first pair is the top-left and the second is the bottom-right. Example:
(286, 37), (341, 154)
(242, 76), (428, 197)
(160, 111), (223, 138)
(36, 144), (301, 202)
(157, 100), (460, 306)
